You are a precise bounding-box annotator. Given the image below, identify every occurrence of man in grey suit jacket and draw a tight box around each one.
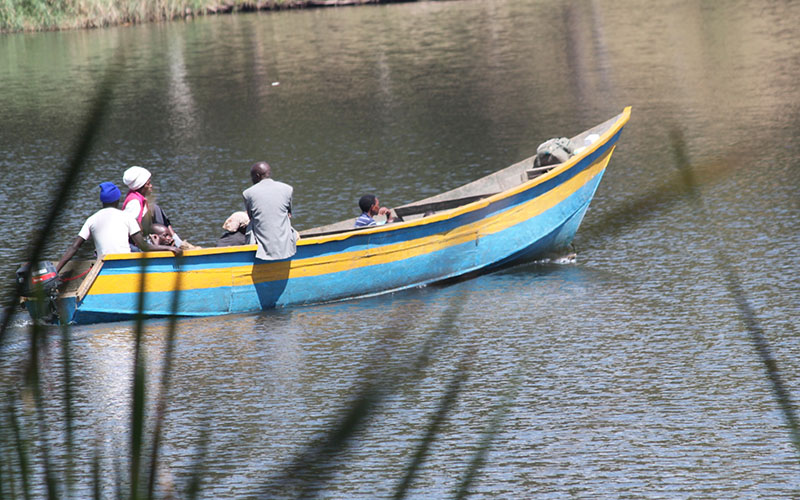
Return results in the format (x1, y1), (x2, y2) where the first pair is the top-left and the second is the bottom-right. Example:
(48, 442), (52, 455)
(243, 162), (298, 260)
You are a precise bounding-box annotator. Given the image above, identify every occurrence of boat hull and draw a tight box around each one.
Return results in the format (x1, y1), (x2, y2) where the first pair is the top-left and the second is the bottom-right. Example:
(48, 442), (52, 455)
(56, 108), (630, 325)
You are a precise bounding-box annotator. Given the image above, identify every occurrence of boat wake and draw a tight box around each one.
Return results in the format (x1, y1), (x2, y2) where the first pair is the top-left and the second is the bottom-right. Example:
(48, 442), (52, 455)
(0, 311), (34, 329)
(533, 252), (577, 265)
(12, 317), (34, 328)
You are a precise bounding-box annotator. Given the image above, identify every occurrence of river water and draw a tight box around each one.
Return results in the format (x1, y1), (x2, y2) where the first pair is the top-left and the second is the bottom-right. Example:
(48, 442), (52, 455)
(1, 0), (798, 498)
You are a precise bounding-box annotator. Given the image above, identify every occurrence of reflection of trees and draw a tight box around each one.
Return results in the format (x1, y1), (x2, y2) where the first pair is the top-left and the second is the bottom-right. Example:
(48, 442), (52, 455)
(166, 31), (198, 145)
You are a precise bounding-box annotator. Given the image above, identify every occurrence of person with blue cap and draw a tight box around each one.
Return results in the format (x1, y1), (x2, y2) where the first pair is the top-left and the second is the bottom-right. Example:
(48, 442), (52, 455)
(56, 182), (179, 273)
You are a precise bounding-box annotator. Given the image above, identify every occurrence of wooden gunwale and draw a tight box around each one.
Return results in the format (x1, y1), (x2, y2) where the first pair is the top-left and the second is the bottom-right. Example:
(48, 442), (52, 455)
(75, 258), (104, 301)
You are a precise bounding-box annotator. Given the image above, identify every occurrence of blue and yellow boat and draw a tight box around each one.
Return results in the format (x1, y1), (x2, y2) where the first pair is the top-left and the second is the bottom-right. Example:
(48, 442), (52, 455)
(40, 108), (630, 325)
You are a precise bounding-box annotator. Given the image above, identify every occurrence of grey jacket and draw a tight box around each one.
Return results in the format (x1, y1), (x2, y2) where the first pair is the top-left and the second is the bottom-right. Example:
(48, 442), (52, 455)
(243, 178), (298, 260)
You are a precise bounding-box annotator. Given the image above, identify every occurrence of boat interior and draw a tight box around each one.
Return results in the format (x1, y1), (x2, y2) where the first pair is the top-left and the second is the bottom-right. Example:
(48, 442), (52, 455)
(57, 259), (101, 300)
(299, 113), (618, 238)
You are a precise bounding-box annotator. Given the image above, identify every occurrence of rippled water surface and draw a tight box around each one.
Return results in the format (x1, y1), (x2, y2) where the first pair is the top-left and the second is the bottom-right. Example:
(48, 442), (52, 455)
(1, 0), (798, 498)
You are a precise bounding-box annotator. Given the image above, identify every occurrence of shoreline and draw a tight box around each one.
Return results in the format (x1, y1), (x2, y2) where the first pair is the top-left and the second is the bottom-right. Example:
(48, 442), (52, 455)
(1, 0), (418, 34)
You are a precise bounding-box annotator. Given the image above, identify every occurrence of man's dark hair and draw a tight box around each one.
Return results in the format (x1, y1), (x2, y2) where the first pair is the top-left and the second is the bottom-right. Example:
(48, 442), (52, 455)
(250, 161), (271, 184)
(358, 194), (376, 214)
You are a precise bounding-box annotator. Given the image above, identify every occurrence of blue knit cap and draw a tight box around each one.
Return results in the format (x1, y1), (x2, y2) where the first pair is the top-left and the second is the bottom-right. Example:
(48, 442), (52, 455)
(99, 182), (121, 203)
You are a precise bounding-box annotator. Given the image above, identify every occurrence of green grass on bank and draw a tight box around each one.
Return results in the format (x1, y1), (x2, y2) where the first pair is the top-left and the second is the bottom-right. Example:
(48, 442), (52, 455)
(0, 0), (347, 33)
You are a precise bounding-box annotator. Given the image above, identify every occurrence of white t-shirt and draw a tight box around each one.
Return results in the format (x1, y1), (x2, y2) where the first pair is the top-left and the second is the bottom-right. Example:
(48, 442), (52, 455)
(122, 198), (148, 222)
(78, 207), (141, 257)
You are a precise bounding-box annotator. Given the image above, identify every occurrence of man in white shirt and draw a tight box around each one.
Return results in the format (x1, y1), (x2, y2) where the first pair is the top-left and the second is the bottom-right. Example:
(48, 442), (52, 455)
(56, 182), (179, 273)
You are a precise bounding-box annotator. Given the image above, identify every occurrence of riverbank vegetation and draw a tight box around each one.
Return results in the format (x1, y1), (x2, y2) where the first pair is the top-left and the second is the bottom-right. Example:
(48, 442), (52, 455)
(0, 0), (408, 33)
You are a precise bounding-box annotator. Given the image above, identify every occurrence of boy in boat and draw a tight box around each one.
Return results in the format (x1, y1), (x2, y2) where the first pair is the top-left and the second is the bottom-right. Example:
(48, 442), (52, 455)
(147, 223), (174, 246)
(355, 194), (394, 228)
(148, 223), (200, 250)
(55, 182), (180, 274)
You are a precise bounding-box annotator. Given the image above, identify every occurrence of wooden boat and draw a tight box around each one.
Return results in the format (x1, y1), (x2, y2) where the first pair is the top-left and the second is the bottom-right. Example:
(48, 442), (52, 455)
(33, 107), (631, 325)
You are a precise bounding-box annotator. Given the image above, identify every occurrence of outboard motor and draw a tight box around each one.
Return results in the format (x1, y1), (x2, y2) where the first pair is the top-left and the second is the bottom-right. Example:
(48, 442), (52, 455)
(16, 261), (60, 322)
(533, 137), (575, 168)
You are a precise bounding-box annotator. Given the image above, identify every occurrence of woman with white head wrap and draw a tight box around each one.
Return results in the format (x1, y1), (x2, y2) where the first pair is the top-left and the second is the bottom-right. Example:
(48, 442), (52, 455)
(121, 166), (153, 225)
(121, 165), (196, 250)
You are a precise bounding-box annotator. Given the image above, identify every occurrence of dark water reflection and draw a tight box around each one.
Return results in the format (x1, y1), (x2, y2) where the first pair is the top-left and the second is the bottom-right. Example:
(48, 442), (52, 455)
(1, 0), (799, 498)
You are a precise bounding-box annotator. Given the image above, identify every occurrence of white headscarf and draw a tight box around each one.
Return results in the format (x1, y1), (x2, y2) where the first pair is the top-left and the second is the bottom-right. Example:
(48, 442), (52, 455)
(222, 211), (250, 232)
(123, 166), (151, 191)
